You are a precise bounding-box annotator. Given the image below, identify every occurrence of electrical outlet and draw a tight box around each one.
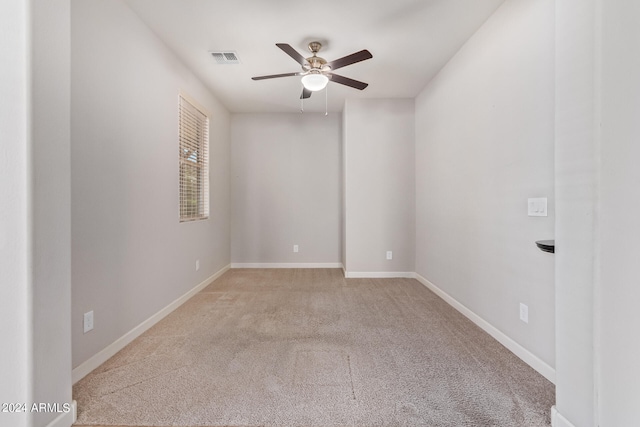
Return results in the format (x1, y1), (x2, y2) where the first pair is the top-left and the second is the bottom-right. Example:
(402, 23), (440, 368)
(83, 311), (94, 333)
(519, 303), (529, 324)
(386, 251), (393, 260)
(195, 259), (200, 271)
(293, 245), (299, 253)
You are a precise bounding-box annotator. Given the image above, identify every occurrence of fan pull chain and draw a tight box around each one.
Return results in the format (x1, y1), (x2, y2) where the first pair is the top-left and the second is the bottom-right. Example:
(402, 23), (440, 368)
(325, 84), (328, 116)
(300, 85), (304, 113)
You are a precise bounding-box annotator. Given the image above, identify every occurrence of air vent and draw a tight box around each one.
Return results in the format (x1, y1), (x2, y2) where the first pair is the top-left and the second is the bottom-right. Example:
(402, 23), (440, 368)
(210, 51), (240, 64)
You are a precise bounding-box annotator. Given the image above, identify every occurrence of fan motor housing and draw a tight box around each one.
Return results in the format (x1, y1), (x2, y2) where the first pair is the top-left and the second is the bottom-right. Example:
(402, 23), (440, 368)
(304, 56), (328, 71)
(303, 41), (330, 72)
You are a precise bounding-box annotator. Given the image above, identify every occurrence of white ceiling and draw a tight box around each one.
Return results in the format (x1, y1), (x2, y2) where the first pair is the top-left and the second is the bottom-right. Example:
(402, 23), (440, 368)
(124, 0), (505, 113)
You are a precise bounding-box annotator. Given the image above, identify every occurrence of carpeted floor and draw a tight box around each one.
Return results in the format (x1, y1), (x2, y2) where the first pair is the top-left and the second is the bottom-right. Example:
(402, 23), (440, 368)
(73, 268), (555, 426)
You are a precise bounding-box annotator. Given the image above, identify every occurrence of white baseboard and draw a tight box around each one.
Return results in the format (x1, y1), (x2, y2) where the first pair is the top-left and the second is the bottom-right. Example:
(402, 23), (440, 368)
(231, 263), (343, 269)
(551, 406), (576, 427)
(414, 273), (556, 384)
(344, 271), (416, 278)
(45, 400), (76, 427)
(72, 265), (230, 384)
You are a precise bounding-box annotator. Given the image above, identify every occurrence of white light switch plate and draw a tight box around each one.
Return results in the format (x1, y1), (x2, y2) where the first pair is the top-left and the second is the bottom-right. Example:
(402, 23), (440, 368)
(528, 198), (547, 217)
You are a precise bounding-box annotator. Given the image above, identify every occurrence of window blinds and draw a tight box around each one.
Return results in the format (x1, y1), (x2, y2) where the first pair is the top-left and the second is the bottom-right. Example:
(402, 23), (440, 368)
(179, 95), (209, 221)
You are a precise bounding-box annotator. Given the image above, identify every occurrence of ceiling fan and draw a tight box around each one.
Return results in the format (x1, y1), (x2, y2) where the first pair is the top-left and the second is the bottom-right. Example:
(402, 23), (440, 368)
(252, 42), (372, 99)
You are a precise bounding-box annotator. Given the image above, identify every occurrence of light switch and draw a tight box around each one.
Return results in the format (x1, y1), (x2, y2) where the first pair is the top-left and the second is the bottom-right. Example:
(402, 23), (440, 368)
(528, 198), (547, 217)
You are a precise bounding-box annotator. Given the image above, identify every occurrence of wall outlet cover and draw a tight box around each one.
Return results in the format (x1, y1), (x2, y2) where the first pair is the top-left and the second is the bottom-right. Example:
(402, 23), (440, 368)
(519, 303), (529, 323)
(83, 311), (94, 333)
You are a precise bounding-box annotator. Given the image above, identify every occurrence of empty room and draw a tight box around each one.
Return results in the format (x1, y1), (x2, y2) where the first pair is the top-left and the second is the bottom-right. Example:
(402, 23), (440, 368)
(2, 0), (640, 427)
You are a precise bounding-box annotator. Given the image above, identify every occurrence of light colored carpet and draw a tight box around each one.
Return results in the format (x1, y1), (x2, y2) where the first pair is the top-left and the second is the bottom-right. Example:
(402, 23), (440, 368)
(73, 268), (554, 426)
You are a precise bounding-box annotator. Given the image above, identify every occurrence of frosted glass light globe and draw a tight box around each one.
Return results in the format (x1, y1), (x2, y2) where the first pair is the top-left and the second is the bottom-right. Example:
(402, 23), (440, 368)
(301, 73), (329, 91)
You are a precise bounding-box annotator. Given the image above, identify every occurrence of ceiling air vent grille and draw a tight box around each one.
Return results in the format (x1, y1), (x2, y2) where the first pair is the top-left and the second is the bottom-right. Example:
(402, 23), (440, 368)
(210, 51), (240, 64)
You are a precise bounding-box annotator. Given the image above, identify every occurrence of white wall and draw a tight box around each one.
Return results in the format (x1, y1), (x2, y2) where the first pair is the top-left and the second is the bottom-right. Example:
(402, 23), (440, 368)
(554, 0), (597, 425)
(71, 0), (230, 368)
(415, 0), (555, 371)
(1, 1), (73, 426)
(1, 1), (33, 426)
(32, 0), (73, 425)
(341, 108), (348, 269)
(598, 1), (640, 424)
(343, 98), (415, 275)
(554, 2), (640, 425)
(231, 113), (342, 265)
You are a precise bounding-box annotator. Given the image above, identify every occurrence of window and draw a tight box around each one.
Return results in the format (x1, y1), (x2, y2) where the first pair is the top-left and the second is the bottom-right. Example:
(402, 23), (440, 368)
(179, 94), (209, 221)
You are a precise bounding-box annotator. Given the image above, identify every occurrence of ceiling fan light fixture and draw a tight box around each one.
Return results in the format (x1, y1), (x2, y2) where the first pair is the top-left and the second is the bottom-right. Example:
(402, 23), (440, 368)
(301, 73), (329, 91)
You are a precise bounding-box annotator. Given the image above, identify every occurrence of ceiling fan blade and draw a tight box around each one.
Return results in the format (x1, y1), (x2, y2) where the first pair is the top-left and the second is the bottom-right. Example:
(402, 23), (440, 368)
(300, 88), (312, 99)
(329, 73), (369, 90)
(251, 72), (301, 80)
(276, 43), (307, 66)
(327, 50), (372, 71)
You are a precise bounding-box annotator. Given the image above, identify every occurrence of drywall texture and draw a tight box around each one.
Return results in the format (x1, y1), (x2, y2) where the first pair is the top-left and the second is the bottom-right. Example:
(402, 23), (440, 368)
(231, 113), (342, 265)
(554, 0), (597, 425)
(415, 0), (555, 370)
(71, 0), (230, 368)
(598, 1), (640, 424)
(343, 98), (415, 274)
